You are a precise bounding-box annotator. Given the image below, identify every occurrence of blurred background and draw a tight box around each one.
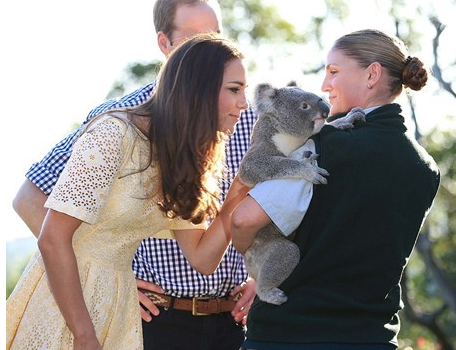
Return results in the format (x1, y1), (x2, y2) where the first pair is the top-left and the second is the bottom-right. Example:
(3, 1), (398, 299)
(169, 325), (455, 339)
(2, 0), (455, 348)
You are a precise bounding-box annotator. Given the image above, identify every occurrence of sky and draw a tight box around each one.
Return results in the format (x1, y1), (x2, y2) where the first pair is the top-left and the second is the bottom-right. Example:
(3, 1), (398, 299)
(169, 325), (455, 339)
(1, 0), (455, 247)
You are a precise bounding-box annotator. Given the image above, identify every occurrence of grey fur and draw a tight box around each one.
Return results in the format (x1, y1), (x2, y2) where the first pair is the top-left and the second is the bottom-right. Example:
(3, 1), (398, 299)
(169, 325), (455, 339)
(238, 83), (365, 305)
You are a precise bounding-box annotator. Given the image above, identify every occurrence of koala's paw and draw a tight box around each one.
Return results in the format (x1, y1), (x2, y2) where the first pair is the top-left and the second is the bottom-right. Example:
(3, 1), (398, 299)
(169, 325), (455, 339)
(303, 164), (329, 185)
(346, 107), (366, 123)
(330, 107), (366, 129)
(258, 287), (288, 305)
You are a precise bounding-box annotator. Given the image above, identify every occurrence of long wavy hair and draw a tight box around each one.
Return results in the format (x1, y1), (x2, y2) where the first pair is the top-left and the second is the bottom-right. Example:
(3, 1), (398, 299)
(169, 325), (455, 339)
(129, 34), (243, 224)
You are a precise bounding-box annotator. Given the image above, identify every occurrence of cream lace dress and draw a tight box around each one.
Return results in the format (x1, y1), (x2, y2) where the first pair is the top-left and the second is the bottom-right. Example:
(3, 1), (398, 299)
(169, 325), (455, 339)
(6, 114), (205, 350)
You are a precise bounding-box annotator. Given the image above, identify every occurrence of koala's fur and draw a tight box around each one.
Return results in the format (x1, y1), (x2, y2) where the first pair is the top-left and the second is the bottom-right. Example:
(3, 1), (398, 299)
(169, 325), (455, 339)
(238, 83), (365, 305)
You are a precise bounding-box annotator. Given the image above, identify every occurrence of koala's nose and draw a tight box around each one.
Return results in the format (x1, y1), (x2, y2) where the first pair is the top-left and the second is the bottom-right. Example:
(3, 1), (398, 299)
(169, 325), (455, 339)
(318, 99), (330, 118)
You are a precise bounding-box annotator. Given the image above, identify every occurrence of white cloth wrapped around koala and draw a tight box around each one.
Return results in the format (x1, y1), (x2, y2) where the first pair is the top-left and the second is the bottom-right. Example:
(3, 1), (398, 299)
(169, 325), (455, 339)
(248, 139), (315, 237)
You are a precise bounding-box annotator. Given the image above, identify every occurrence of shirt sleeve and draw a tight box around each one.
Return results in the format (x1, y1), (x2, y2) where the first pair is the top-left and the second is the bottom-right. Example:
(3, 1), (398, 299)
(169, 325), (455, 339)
(26, 82), (156, 195)
(44, 116), (129, 224)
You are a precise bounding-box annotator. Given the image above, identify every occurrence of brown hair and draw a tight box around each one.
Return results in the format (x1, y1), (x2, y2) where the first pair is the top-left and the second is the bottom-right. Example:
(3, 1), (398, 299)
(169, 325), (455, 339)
(333, 29), (428, 97)
(130, 33), (244, 224)
(153, 0), (221, 41)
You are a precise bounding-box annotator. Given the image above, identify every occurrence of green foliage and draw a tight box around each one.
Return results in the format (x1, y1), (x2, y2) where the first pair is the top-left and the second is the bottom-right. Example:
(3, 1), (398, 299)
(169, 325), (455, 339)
(398, 318), (438, 350)
(219, 0), (306, 45)
(106, 60), (162, 99)
(423, 123), (456, 245)
(324, 0), (350, 19)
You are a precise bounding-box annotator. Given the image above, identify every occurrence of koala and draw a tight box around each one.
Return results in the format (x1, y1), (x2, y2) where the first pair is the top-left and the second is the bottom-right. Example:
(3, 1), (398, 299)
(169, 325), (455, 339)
(238, 83), (365, 305)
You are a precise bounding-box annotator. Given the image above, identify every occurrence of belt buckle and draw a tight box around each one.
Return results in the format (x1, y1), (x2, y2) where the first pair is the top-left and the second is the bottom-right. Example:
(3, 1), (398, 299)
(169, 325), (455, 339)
(192, 297), (211, 316)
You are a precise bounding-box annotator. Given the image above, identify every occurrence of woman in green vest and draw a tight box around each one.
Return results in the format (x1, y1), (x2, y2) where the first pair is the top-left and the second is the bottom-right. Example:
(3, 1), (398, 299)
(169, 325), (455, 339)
(233, 29), (440, 350)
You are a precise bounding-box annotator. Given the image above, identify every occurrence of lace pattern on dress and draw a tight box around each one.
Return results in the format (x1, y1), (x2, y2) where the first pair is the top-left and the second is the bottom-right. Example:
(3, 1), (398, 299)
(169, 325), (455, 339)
(46, 115), (130, 224)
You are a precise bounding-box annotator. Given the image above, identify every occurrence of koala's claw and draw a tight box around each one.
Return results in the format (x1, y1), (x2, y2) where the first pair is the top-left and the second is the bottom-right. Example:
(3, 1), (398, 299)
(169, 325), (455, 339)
(329, 107), (366, 130)
(318, 166), (330, 176)
(347, 107), (366, 123)
(302, 164), (329, 185)
(313, 166), (330, 184)
(314, 175), (328, 185)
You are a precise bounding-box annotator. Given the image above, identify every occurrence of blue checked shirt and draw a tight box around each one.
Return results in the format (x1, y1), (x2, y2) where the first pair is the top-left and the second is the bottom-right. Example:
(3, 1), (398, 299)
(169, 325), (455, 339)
(26, 81), (257, 297)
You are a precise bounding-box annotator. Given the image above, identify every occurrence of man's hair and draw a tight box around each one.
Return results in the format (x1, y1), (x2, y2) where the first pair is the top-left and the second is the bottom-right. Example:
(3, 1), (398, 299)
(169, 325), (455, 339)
(130, 33), (244, 224)
(153, 0), (221, 41)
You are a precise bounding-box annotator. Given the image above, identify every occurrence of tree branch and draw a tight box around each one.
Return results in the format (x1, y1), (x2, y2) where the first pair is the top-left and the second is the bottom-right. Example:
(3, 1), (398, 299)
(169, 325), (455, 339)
(430, 16), (456, 98)
(302, 63), (325, 76)
(416, 230), (456, 315)
(407, 94), (421, 141)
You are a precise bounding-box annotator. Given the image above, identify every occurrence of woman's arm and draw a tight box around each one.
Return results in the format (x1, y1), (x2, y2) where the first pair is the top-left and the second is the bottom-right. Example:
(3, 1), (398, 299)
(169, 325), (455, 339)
(173, 176), (250, 275)
(38, 210), (102, 350)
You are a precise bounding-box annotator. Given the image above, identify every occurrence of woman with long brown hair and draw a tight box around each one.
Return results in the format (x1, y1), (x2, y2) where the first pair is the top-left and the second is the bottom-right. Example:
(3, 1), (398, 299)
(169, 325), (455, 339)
(7, 33), (249, 350)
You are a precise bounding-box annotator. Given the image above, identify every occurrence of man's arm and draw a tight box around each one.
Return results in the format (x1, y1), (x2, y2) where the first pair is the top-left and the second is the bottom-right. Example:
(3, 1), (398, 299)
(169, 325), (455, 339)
(12, 179), (48, 238)
(136, 279), (166, 322)
(12, 85), (157, 240)
(230, 277), (256, 325)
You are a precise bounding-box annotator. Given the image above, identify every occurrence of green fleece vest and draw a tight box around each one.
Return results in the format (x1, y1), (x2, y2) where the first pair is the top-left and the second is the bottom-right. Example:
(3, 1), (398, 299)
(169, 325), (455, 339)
(246, 104), (440, 346)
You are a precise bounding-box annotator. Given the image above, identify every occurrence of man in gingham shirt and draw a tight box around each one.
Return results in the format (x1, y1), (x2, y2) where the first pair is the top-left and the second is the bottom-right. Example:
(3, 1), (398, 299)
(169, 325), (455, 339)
(13, 1), (257, 349)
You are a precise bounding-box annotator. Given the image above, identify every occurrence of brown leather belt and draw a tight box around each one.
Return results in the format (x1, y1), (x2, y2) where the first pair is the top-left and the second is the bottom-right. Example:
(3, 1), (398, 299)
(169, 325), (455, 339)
(140, 290), (240, 316)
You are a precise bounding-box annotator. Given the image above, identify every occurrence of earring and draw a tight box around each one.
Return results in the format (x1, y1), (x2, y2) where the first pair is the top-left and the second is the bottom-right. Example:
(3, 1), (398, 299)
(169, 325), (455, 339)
(367, 83), (372, 89)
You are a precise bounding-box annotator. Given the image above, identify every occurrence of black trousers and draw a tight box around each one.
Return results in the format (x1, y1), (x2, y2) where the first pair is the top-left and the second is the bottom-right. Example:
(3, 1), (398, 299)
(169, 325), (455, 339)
(142, 307), (245, 350)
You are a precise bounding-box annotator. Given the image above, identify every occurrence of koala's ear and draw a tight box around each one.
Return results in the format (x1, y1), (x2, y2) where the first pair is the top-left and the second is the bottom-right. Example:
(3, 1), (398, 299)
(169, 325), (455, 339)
(254, 83), (277, 114)
(255, 83), (277, 100)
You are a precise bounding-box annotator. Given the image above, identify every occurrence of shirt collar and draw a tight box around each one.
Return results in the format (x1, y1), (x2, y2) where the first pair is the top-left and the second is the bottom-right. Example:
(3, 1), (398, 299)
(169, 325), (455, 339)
(363, 106), (381, 114)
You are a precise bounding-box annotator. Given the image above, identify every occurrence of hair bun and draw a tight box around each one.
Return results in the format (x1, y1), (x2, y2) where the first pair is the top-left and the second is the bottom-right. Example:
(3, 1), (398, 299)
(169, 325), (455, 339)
(402, 56), (428, 91)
